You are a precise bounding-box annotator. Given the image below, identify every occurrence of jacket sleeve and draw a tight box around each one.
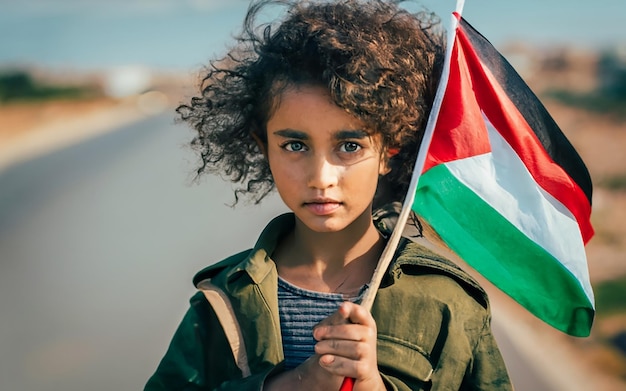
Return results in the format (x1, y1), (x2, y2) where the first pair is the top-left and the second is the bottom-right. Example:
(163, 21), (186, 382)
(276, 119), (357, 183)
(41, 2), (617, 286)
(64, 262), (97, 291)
(144, 295), (279, 391)
(461, 314), (513, 390)
(144, 306), (207, 391)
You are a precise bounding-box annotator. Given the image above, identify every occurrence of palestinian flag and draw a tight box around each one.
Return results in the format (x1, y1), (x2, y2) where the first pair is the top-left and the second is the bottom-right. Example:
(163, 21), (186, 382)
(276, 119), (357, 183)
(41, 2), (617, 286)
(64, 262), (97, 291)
(413, 15), (595, 337)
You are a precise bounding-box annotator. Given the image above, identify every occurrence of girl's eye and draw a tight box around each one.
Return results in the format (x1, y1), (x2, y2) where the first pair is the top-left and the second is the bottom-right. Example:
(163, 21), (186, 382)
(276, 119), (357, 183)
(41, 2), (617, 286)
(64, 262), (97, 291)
(284, 141), (306, 152)
(340, 142), (361, 153)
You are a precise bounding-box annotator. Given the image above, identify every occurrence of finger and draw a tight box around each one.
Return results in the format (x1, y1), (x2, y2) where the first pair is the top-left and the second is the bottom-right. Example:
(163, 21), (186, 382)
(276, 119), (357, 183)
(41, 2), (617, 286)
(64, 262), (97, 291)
(315, 338), (369, 360)
(318, 353), (356, 378)
(315, 303), (351, 328)
(314, 323), (372, 343)
(342, 302), (376, 329)
(317, 351), (377, 380)
(314, 302), (370, 334)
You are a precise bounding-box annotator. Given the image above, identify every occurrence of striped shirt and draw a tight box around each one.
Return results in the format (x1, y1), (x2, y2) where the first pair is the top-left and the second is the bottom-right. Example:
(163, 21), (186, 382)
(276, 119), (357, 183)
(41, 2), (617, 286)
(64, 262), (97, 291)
(277, 276), (368, 369)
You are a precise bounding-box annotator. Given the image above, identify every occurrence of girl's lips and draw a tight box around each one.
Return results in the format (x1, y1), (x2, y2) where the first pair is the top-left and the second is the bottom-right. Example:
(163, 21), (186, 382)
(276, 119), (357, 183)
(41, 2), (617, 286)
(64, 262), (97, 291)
(304, 202), (342, 215)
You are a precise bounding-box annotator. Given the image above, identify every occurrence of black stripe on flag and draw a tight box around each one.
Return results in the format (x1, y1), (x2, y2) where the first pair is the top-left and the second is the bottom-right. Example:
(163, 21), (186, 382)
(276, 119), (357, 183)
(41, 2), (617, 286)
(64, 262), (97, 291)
(458, 17), (593, 205)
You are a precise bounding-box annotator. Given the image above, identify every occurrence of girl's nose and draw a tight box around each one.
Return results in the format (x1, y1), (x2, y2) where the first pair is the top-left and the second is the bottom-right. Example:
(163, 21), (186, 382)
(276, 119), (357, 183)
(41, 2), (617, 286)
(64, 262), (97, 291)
(307, 154), (339, 190)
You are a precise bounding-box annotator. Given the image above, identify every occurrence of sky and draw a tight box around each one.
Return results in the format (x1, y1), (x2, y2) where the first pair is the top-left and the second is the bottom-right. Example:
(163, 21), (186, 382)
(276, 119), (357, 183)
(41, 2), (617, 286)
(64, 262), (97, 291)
(0, 0), (624, 73)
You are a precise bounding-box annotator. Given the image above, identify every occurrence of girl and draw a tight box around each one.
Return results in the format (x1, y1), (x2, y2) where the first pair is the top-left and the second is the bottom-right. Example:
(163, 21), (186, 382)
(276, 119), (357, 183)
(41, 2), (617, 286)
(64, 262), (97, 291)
(146, 0), (512, 390)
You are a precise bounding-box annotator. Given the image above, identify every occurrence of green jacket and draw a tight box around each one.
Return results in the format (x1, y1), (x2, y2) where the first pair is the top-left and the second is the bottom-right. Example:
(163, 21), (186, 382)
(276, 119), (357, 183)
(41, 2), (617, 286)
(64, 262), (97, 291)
(145, 213), (512, 390)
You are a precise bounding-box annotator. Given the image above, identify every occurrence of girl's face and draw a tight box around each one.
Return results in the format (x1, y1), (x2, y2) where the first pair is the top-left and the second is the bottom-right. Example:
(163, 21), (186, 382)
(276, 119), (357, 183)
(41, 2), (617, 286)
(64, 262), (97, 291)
(265, 84), (389, 233)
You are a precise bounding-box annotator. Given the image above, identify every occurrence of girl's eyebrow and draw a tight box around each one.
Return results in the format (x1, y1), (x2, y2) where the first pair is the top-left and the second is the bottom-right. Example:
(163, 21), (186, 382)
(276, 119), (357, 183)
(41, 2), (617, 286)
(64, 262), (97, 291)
(273, 129), (308, 139)
(335, 130), (369, 140)
(272, 129), (369, 140)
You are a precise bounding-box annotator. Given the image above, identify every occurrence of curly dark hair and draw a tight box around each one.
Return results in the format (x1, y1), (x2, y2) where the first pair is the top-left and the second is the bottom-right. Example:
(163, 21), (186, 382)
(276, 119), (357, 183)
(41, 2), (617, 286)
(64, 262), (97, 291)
(177, 0), (445, 205)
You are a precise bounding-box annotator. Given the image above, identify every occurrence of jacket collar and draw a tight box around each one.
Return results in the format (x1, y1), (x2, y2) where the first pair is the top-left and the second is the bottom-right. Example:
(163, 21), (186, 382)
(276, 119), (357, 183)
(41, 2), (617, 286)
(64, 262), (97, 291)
(225, 213), (295, 286)
(197, 208), (488, 309)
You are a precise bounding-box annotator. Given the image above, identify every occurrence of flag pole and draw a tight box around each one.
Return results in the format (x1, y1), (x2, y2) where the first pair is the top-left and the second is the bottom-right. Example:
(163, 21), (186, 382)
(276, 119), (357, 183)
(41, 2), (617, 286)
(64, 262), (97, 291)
(359, 0), (465, 311)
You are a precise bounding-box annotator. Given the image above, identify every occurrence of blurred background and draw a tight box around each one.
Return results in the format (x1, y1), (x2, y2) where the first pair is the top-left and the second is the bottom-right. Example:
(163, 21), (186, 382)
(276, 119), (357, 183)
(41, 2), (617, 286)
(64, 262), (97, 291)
(0, 1), (625, 390)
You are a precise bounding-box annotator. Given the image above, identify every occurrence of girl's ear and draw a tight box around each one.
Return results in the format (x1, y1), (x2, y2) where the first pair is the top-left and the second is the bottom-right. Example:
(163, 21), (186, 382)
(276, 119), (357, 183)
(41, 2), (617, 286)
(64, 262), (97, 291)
(250, 132), (268, 157)
(379, 147), (398, 176)
(379, 159), (392, 176)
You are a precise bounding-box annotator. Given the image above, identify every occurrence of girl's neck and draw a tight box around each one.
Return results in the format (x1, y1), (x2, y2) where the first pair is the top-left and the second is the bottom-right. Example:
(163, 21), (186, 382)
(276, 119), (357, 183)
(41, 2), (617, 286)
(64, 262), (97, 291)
(274, 215), (385, 294)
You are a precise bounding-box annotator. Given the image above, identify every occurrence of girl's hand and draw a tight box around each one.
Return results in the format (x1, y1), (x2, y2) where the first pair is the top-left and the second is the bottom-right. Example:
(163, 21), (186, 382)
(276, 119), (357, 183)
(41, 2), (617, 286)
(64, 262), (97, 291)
(313, 302), (386, 391)
(264, 353), (344, 390)
(264, 302), (384, 391)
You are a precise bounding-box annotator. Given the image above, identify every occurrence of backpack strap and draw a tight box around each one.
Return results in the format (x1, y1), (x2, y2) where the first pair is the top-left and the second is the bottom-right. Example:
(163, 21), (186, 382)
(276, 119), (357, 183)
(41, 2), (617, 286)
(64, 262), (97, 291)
(196, 279), (251, 378)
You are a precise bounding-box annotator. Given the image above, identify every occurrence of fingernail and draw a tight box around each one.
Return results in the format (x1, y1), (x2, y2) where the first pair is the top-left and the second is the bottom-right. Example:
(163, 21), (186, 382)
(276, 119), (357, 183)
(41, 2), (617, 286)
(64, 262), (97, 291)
(320, 355), (335, 366)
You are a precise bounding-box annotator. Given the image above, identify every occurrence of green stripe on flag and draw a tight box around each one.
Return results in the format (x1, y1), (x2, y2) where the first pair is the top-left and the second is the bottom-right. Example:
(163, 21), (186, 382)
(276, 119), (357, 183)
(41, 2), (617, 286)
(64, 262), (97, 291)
(413, 164), (594, 337)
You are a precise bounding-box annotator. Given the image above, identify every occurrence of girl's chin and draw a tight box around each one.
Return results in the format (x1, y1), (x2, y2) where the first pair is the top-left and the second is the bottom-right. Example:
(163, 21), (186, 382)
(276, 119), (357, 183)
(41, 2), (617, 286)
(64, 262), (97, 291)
(294, 214), (348, 233)
(291, 204), (373, 234)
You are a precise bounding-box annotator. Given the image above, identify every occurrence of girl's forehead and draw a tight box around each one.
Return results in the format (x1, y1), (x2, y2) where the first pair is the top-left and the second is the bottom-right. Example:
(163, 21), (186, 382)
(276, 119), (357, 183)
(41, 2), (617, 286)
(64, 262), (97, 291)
(270, 85), (358, 124)
(269, 82), (379, 135)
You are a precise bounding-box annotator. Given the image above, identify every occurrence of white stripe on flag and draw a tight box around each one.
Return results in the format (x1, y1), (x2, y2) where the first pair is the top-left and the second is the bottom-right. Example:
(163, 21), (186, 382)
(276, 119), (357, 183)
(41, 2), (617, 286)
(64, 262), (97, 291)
(445, 114), (594, 303)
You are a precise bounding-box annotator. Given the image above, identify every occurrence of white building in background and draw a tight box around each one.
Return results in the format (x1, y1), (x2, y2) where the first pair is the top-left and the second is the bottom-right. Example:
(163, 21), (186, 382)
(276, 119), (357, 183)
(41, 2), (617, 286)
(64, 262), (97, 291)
(102, 65), (153, 98)
(101, 65), (170, 114)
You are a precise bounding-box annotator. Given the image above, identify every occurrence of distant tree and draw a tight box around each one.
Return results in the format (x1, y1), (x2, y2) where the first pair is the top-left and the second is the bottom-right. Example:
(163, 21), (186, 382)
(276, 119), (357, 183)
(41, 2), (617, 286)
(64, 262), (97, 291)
(545, 49), (626, 118)
(0, 71), (96, 103)
(0, 72), (36, 101)
(598, 51), (626, 101)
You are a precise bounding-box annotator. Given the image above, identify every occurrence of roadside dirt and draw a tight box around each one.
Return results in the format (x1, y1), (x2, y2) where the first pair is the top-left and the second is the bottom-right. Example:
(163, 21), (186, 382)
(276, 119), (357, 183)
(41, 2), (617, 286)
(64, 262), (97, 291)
(0, 98), (119, 141)
(0, 97), (160, 171)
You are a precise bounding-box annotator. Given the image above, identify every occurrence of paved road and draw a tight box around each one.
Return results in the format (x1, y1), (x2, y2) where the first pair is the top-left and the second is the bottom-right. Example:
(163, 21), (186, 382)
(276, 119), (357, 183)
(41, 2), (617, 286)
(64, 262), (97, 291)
(0, 113), (553, 390)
